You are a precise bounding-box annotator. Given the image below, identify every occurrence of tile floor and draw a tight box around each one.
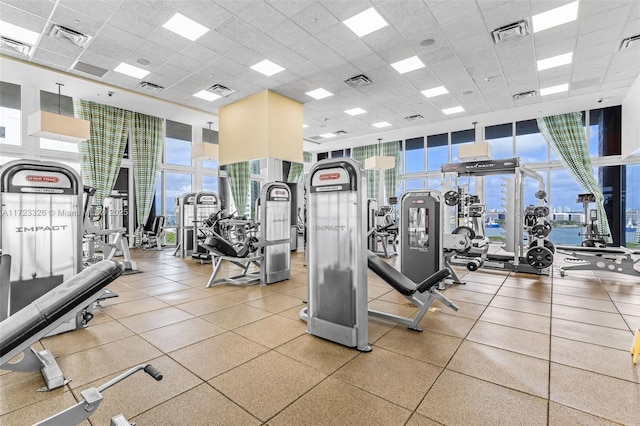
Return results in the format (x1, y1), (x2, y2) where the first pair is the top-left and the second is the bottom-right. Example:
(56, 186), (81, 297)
(1, 249), (639, 425)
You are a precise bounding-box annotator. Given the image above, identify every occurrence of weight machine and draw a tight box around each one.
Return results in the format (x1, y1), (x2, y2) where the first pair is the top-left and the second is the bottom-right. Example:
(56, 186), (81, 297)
(174, 192), (196, 257)
(441, 158), (554, 275)
(191, 191), (220, 262)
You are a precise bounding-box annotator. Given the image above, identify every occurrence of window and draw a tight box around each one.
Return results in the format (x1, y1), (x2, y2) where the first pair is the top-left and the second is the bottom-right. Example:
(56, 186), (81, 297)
(0, 82), (21, 146)
(626, 164), (640, 248)
(427, 133), (448, 171)
(404, 137), (424, 173)
(249, 179), (261, 219)
(589, 106), (621, 157)
(451, 128), (474, 162)
(165, 120), (192, 166)
(317, 152), (329, 161)
(202, 175), (218, 193)
(250, 159), (260, 175)
(485, 123), (513, 159)
(331, 149), (344, 158)
(516, 120), (548, 163)
(40, 138), (79, 153)
(548, 168), (590, 245)
(165, 172), (192, 226)
(404, 178), (425, 191)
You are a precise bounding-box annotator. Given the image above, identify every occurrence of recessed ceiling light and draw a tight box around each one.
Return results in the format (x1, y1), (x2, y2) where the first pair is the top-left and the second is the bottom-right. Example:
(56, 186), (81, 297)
(532, 1), (579, 33)
(537, 52), (573, 71)
(372, 121), (391, 128)
(250, 59), (285, 77)
(320, 132), (337, 138)
(0, 20), (39, 45)
(162, 13), (209, 41)
(540, 83), (569, 96)
(343, 7), (388, 37)
(344, 107), (367, 116)
(442, 106), (465, 115)
(391, 56), (425, 74)
(422, 86), (449, 98)
(114, 62), (150, 79)
(303, 124), (309, 128)
(306, 88), (333, 100)
(194, 90), (221, 101)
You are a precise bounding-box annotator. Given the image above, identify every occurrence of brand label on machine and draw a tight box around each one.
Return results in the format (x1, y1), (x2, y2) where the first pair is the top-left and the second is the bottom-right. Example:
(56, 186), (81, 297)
(13, 170), (72, 189)
(15, 225), (69, 232)
(200, 196), (216, 203)
(311, 167), (350, 189)
(26, 175), (59, 183)
(313, 225), (346, 231)
(442, 158), (520, 174)
(269, 187), (289, 201)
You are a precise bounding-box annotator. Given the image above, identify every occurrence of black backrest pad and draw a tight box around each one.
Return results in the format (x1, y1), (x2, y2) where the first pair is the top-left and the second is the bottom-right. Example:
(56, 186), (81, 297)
(0, 260), (124, 359)
(367, 251), (416, 296)
(203, 236), (238, 257)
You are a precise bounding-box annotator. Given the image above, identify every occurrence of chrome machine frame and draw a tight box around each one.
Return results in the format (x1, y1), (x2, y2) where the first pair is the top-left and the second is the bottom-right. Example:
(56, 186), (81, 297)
(259, 182), (291, 284)
(174, 192), (196, 258)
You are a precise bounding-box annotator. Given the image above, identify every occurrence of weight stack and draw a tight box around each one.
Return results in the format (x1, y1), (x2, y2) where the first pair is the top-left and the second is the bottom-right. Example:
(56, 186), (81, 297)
(502, 177), (516, 253)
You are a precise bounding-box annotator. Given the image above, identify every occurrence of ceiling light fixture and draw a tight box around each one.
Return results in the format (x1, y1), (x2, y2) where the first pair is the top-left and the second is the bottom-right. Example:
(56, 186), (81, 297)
(537, 52), (573, 71)
(364, 138), (395, 170)
(391, 56), (425, 74)
(442, 106), (465, 115)
(532, 1), (579, 33)
(303, 124), (309, 128)
(191, 121), (218, 160)
(114, 62), (150, 79)
(194, 90), (221, 101)
(306, 88), (333, 100)
(372, 121), (391, 128)
(320, 132), (337, 138)
(422, 85), (449, 98)
(540, 83), (569, 96)
(344, 107), (367, 116)
(250, 59), (285, 76)
(343, 7), (388, 37)
(28, 83), (90, 143)
(162, 13), (210, 41)
(0, 20), (40, 45)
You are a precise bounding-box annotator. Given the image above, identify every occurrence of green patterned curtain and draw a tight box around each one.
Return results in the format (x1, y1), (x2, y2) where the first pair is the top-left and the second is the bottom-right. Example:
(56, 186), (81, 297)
(537, 113), (612, 242)
(227, 162), (251, 216)
(131, 112), (164, 245)
(351, 145), (380, 199)
(287, 162), (304, 183)
(303, 151), (312, 163)
(380, 141), (402, 203)
(73, 99), (131, 210)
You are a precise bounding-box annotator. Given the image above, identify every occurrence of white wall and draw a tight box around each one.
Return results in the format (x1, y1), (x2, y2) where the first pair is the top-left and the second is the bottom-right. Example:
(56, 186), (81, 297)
(622, 74), (640, 159)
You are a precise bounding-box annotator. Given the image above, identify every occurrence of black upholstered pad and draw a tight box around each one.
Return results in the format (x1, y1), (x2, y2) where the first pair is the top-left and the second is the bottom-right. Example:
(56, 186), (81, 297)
(203, 235), (238, 257)
(0, 260), (123, 361)
(367, 251), (450, 296)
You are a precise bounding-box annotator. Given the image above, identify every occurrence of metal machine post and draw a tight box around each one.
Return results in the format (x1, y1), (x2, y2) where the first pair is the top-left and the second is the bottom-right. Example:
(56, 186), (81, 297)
(259, 182), (291, 284)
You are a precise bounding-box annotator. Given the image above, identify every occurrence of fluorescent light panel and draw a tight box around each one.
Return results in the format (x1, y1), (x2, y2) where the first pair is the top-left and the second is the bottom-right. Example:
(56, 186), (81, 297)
(344, 107), (367, 116)
(320, 133), (336, 138)
(250, 59), (285, 76)
(306, 88), (333, 100)
(303, 124), (309, 128)
(162, 13), (209, 41)
(532, 1), (579, 33)
(194, 90), (221, 101)
(540, 83), (569, 96)
(537, 52), (573, 71)
(391, 56), (425, 74)
(0, 20), (39, 45)
(422, 86), (449, 98)
(343, 7), (388, 37)
(114, 62), (150, 79)
(372, 121), (391, 128)
(442, 106), (465, 115)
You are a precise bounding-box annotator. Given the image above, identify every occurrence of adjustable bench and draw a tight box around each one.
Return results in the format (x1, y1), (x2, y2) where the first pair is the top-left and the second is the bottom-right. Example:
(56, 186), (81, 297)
(1, 260), (123, 391)
(200, 235), (262, 287)
(367, 251), (459, 331)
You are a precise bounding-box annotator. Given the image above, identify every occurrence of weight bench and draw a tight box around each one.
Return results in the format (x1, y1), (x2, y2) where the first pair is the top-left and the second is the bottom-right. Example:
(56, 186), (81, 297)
(367, 251), (459, 331)
(0, 260), (123, 391)
(556, 245), (640, 278)
(200, 235), (262, 287)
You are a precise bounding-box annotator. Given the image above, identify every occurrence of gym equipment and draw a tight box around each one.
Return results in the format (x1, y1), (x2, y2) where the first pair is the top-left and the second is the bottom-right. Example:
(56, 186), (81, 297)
(0, 160), (84, 332)
(1, 260), (122, 391)
(366, 198), (378, 252)
(556, 245), (640, 278)
(191, 191), (220, 261)
(302, 158), (370, 352)
(368, 252), (457, 331)
(142, 215), (165, 250)
(34, 363), (162, 426)
(174, 192), (196, 257)
(442, 157), (553, 275)
(577, 193), (608, 247)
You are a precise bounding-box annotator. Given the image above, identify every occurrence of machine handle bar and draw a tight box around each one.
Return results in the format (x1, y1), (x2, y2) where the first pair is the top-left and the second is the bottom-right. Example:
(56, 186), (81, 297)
(97, 363), (163, 393)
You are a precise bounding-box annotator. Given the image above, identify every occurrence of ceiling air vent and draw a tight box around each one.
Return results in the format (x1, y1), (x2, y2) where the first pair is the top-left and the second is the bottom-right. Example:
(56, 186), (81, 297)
(344, 74), (373, 88)
(206, 84), (235, 97)
(491, 19), (530, 44)
(0, 37), (33, 56)
(309, 135), (323, 141)
(137, 81), (165, 92)
(620, 34), (640, 50)
(405, 114), (424, 122)
(72, 61), (108, 77)
(512, 90), (537, 100)
(49, 24), (92, 47)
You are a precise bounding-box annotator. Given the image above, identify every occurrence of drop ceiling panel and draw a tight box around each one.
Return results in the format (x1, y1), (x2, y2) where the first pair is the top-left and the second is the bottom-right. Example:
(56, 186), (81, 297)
(38, 36), (84, 59)
(58, 0), (119, 23)
(119, 0), (177, 26)
(87, 38), (133, 61)
(234, 1), (288, 33)
(50, 5), (107, 36)
(77, 50), (120, 71)
(107, 9), (157, 39)
(0, 3), (48, 32)
(96, 25), (146, 52)
(31, 48), (77, 70)
(290, 2), (339, 34)
(175, 0), (233, 30)
(127, 41), (178, 68)
(1, 0), (56, 19)
(266, 0), (315, 18)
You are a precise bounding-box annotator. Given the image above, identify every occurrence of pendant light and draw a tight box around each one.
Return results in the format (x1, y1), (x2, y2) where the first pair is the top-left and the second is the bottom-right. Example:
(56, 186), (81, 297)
(27, 83), (90, 143)
(457, 121), (492, 161)
(364, 138), (395, 170)
(191, 121), (219, 160)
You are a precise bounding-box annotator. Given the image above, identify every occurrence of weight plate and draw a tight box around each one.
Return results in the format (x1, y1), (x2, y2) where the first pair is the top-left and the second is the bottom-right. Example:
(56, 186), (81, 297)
(535, 189), (547, 200)
(526, 246), (554, 269)
(444, 190), (460, 206)
(534, 206), (550, 217)
(529, 239), (555, 254)
(531, 221), (552, 238)
(453, 225), (476, 240)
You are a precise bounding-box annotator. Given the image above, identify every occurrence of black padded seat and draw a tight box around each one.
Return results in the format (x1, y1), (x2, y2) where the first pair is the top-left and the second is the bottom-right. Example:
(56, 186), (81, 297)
(0, 260), (123, 361)
(367, 251), (450, 296)
(202, 235), (238, 257)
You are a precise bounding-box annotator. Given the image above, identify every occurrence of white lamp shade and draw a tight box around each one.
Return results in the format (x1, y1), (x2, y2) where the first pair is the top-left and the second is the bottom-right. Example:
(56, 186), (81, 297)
(364, 155), (395, 170)
(457, 141), (492, 161)
(28, 110), (90, 143)
(191, 142), (219, 160)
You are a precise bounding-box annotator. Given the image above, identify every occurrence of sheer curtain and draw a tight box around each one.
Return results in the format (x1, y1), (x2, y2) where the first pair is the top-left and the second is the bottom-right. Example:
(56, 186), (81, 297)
(351, 145), (380, 199)
(381, 141), (402, 203)
(537, 112), (612, 242)
(227, 162), (251, 217)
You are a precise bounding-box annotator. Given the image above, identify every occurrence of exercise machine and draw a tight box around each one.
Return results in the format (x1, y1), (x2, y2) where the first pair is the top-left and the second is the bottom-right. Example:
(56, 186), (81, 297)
(141, 215), (165, 250)
(556, 245), (640, 278)
(576, 193), (608, 248)
(0, 160), (87, 333)
(191, 191), (220, 261)
(174, 192), (195, 257)
(442, 158), (553, 275)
